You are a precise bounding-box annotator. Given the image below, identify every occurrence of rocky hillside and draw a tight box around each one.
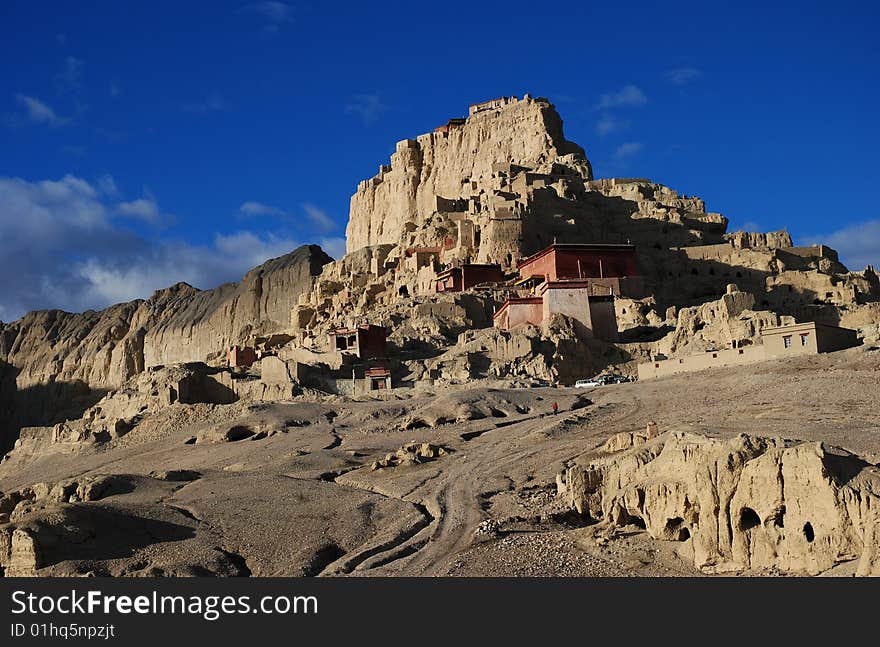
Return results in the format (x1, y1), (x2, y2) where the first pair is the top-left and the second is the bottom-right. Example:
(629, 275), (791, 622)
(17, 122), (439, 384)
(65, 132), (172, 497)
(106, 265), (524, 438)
(3, 94), (879, 450)
(0, 244), (331, 449)
(294, 96), (879, 382)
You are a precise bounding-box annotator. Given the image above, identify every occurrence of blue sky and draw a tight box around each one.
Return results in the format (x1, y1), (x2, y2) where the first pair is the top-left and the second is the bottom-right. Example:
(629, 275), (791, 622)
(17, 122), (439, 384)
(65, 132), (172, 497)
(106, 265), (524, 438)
(1, 0), (878, 320)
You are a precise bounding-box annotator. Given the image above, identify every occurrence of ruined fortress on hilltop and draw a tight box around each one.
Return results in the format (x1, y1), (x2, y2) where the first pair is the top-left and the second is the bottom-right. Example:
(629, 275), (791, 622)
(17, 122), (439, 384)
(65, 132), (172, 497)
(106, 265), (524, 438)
(1, 94), (879, 452)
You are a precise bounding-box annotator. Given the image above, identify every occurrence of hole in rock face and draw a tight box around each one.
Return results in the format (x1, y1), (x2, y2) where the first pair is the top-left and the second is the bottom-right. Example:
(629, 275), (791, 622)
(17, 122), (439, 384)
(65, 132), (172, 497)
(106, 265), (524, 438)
(226, 425), (254, 441)
(665, 517), (690, 541)
(627, 515), (646, 529)
(773, 506), (785, 528)
(803, 522), (815, 543)
(739, 507), (761, 531)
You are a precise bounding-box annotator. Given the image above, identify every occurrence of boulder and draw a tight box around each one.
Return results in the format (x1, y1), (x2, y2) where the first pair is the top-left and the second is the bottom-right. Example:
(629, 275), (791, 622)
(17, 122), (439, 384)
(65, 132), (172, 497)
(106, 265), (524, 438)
(371, 442), (450, 470)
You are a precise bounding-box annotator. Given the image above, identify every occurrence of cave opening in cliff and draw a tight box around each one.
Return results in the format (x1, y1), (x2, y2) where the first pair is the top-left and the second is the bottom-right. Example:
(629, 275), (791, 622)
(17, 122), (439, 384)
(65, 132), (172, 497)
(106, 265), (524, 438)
(803, 522), (815, 542)
(739, 507), (761, 531)
(665, 517), (689, 541)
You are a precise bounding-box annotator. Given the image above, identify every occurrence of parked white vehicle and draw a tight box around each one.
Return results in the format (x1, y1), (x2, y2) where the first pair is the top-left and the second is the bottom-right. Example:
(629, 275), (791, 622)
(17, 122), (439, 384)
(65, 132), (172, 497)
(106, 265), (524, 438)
(574, 379), (602, 388)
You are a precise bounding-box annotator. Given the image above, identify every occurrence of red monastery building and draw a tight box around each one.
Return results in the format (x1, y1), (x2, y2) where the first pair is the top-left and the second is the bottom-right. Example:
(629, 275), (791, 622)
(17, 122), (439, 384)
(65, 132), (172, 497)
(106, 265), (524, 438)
(435, 264), (505, 293)
(494, 243), (643, 340)
(517, 243), (637, 280)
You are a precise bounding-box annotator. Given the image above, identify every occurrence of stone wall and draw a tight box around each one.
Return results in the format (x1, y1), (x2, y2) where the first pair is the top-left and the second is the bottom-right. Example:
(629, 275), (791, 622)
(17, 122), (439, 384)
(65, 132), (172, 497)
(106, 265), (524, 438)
(638, 345), (767, 380)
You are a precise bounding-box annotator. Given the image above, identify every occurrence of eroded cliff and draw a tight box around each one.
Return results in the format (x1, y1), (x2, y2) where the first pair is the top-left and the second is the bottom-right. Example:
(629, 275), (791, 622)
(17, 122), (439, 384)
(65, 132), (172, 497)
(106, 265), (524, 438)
(0, 244), (331, 450)
(346, 95), (590, 254)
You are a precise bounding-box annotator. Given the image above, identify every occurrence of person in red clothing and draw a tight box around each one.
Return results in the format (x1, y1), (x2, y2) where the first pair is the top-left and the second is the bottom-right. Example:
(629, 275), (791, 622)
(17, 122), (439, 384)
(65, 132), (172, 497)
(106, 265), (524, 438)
(552, 401), (558, 415)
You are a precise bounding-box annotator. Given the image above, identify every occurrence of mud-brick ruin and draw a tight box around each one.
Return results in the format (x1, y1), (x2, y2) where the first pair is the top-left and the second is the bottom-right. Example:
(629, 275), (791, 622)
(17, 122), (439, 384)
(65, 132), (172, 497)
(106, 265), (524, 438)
(1, 94), (880, 578)
(275, 94), (877, 394)
(2, 93), (878, 417)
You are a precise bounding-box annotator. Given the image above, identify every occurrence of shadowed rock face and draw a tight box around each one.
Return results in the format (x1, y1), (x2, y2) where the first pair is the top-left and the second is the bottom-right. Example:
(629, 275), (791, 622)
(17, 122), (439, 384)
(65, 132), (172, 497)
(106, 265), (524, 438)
(562, 431), (880, 575)
(0, 244), (332, 450)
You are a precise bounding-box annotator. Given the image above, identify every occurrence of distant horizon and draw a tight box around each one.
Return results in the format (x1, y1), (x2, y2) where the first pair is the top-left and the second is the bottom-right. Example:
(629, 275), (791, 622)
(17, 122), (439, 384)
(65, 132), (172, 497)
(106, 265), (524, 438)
(1, 1), (878, 321)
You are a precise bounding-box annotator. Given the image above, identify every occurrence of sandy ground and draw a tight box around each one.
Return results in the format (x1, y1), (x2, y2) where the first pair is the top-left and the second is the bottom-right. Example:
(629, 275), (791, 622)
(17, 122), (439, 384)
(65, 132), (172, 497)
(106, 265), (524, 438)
(1, 344), (878, 577)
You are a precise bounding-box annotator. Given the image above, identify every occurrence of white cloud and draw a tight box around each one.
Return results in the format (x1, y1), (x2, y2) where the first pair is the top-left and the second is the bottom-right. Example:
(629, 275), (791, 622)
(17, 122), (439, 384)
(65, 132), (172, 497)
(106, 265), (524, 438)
(0, 174), (305, 321)
(71, 257), (185, 308)
(239, 201), (339, 238)
(66, 231), (301, 311)
(664, 67), (703, 85)
(0, 175), (120, 316)
(239, 200), (285, 217)
(597, 84), (646, 110)
(116, 196), (164, 225)
(802, 219), (880, 271)
(15, 94), (67, 126)
(614, 142), (643, 160)
(303, 203), (336, 232)
(319, 236), (346, 259)
(345, 93), (386, 125)
(214, 230), (300, 267)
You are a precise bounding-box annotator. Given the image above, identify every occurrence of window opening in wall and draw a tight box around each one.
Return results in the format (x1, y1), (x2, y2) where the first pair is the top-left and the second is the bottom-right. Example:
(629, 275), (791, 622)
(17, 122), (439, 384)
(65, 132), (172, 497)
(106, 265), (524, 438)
(800, 333), (809, 346)
(783, 335), (792, 349)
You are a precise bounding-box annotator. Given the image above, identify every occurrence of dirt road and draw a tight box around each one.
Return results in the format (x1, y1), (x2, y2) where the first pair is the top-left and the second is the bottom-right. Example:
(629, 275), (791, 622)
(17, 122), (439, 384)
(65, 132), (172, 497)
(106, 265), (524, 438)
(2, 345), (877, 576)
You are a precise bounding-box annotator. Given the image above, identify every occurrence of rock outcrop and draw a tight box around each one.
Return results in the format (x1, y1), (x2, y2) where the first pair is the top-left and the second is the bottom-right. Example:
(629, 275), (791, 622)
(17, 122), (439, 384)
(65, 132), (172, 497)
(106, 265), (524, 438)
(304, 95), (879, 386)
(370, 442), (450, 470)
(560, 431), (880, 575)
(1, 363), (242, 467)
(346, 95), (590, 254)
(0, 245), (330, 393)
(426, 314), (594, 385)
(657, 285), (793, 356)
(0, 245), (331, 450)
